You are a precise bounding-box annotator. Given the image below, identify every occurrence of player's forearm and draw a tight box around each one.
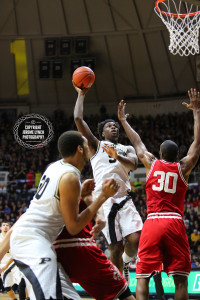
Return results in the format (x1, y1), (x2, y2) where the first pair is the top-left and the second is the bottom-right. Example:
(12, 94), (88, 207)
(83, 196), (105, 226)
(120, 120), (146, 158)
(74, 92), (85, 121)
(66, 192), (107, 235)
(96, 205), (105, 220)
(193, 110), (200, 145)
(116, 154), (138, 171)
(4, 258), (14, 270)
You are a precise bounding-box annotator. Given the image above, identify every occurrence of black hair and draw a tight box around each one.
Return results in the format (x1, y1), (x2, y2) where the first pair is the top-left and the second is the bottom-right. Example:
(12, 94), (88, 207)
(160, 140), (178, 162)
(1, 220), (11, 226)
(57, 131), (84, 158)
(97, 119), (119, 139)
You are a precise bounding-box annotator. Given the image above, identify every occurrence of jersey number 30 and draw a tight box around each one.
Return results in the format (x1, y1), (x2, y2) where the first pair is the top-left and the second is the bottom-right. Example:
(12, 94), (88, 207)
(152, 171), (178, 194)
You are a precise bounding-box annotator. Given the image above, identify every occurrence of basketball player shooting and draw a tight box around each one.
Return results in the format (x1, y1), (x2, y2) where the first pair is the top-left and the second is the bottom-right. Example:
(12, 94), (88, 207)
(73, 84), (143, 283)
(118, 88), (200, 300)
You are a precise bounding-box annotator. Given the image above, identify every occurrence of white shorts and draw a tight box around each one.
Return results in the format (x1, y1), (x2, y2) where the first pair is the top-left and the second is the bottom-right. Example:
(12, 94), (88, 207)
(102, 198), (143, 245)
(10, 228), (81, 300)
(2, 262), (22, 288)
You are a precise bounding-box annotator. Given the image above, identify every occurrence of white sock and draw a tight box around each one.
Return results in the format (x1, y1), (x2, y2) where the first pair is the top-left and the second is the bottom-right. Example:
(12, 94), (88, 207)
(122, 252), (132, 264)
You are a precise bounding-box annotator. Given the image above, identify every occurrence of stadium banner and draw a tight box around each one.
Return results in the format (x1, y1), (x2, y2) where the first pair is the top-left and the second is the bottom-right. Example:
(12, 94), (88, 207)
(73, 269), (200, 295)
(0, 171), (9, 185)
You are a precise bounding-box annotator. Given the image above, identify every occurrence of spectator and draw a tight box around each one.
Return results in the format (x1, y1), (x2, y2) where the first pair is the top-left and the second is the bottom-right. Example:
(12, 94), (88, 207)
(195, 244), (200, 261)
(20, 184), (28, 202)
(7, 186), (17, 202)
(2, 204), (11, 215)
(133, 178), (143, 190)
(191, 229), (200, 250)
(26, 169), (34, 188)
(16, 167), (26, 189)
(10, 212), (15, 225)
(191, 254), (200, 268)
(35, 170), (42, 187)
(195, 203), (200, 214)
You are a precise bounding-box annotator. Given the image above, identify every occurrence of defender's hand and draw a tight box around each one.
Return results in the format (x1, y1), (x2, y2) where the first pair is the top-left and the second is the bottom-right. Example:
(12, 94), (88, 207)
(81, 179), (95, 198)
(90, 217), (106, 241)
(183, 88), (200, 111)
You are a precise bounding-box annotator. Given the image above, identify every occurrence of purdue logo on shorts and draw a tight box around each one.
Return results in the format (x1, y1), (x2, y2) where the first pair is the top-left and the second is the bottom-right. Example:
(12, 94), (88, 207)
(39, 257), (51, 264)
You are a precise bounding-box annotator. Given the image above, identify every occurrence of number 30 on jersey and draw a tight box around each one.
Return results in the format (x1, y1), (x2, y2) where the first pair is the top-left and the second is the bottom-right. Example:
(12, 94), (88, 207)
(152, 171), (178, 194)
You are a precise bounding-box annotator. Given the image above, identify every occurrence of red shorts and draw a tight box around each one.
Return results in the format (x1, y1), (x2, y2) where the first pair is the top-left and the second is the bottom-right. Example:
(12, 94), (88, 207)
(136, 213), (191, 278)
(55, 240), (127, 300)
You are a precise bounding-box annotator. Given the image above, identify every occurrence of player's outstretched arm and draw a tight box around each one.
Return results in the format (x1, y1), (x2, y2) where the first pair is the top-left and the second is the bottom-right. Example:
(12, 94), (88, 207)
(59, 173), (119, 235)
(73, 84), (99, 156)
(180, 88), (200, 181)
(118, 100), (154, 171)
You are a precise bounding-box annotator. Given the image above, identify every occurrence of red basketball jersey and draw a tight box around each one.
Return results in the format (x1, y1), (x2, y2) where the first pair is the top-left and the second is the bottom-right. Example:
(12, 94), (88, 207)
(146, 160), (188, 216)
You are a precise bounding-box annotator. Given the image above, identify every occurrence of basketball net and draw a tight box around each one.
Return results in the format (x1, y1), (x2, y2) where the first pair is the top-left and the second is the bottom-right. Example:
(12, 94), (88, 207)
(155, 0), (200, 56)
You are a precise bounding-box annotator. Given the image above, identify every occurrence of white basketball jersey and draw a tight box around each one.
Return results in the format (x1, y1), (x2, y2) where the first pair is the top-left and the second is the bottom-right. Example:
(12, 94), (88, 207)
(91, 141), (131, 200)
(0, 233), (12, 266)
(13, 160), (80, 243)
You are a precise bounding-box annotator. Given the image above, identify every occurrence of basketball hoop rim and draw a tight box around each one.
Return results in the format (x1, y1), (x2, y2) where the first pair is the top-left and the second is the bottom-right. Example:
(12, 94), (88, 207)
(155, 0), (200, 17)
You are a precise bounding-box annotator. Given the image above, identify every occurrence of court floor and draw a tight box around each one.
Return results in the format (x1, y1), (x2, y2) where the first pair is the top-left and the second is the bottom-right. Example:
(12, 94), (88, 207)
(1, 293), (199, 300)
(0, 294), (93, 300)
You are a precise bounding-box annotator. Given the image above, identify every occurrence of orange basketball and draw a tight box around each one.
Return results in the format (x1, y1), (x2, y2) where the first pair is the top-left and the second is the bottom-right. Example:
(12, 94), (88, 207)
(72, 66), (95, 89)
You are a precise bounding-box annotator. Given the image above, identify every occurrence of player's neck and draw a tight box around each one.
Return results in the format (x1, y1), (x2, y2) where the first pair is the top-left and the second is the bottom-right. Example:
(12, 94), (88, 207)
(105, 138), (118, 144)
(63, 157), (84, 173)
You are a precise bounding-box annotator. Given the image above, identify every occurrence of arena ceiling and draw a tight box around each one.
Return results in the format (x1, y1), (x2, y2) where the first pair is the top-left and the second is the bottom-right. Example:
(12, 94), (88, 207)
(0, 0), (199, 112)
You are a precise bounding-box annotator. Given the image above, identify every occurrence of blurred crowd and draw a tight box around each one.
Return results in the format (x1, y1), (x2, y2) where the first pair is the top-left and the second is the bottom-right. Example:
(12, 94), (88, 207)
(0, 108), (199, 268)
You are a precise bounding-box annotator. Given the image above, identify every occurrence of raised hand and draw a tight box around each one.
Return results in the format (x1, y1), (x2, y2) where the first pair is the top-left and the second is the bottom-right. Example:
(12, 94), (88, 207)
(102, 143), (117, 159)
(118, 100), (129, 122)
(72, 81), (89, 95)
(183, 88), (200, 111)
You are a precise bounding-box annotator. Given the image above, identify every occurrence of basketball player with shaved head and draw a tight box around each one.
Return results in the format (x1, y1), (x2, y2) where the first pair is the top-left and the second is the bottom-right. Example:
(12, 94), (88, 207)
(118, 88), (200, 300)
(74, 85), (143, 283)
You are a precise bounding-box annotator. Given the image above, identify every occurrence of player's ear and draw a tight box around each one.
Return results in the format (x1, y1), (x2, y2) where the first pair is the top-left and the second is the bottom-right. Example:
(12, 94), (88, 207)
(77, 145), (83, 154)
(177, 150), (180, 161)
(159, 150), (162, 159)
